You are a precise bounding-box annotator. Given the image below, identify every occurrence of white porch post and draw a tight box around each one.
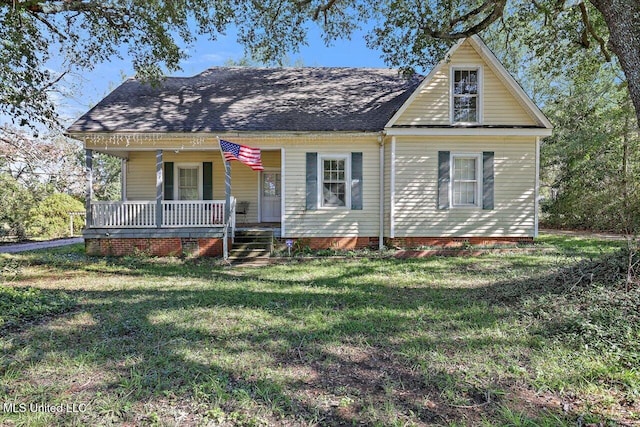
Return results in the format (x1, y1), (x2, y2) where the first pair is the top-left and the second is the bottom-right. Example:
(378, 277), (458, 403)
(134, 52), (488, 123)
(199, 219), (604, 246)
(85, 149), (93, 228)
(224, 160), (231, 224)
(121, 158), (127, 201)
(156, 150), (163, 228)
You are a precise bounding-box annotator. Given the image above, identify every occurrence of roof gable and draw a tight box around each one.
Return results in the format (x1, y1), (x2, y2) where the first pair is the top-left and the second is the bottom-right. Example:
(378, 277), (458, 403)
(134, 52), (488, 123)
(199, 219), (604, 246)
(68, 67), (422, 133)
(386, 36), (552, 129)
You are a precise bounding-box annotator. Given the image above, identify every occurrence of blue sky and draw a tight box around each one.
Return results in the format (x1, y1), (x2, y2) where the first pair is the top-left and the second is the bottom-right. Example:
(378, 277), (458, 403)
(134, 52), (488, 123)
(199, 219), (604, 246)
(60, 25), (389, 126)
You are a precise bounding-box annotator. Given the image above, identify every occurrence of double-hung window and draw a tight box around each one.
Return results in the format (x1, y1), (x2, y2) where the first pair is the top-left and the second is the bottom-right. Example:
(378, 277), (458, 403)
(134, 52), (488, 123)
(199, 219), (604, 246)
(176, 164), (201, 200)
(452, 68), (480, 124)
(451, 154), (481, 207)
(321, 156), (348, 207)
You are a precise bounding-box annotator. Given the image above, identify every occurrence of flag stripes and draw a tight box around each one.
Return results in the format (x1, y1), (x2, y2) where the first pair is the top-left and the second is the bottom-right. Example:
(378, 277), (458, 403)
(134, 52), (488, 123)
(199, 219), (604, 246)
(219, 139), (264, 171)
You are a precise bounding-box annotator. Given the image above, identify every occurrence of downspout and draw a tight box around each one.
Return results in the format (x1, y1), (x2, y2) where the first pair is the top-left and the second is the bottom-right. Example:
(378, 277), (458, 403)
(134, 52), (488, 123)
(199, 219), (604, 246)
(534, 137), (541, 238)
(390, 136), (396, 239)
(378, 133), (385, 251)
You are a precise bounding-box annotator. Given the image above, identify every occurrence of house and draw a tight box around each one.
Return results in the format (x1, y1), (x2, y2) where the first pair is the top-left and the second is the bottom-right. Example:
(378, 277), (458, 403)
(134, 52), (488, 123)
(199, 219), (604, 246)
(67, 36), (552, 257)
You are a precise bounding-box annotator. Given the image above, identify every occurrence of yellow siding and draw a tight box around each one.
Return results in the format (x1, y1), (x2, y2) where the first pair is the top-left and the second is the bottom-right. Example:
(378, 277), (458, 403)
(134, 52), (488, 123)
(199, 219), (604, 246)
(126, 151), (220, 200)
(121, 133), (536, 238)
(126, 152), (156, 200)
(395, 40), (537, 126)
(122, 135), (381, 237)
(272, 136), (380, 238)
(393, 136), (536, 237)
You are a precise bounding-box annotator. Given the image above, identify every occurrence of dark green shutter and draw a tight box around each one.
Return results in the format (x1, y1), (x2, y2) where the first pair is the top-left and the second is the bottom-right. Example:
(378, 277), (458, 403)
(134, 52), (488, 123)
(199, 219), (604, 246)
(306, 153), (317, 210)
(203, 162), (213, 200)
(482, 152), (494, 210)
(351, 152), (363, 210)
(164, 162), (174, 200)
(437, 151), (450, 210)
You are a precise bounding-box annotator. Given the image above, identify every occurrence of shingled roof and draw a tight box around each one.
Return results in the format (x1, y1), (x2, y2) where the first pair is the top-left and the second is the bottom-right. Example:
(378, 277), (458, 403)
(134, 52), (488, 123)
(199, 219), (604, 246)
(67, 67), (423, 133)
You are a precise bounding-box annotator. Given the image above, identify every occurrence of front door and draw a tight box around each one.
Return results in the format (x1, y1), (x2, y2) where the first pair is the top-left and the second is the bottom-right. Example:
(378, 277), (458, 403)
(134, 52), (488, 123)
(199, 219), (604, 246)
(261, 171), (281, 222)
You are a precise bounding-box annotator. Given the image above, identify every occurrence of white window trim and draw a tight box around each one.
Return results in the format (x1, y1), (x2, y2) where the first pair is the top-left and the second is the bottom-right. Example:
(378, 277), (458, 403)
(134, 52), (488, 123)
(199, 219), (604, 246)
(450, 153), (483, 209)
(450, 65), (483, 125)
(174, 163), (203, 200)
(318, 154), (351, 209)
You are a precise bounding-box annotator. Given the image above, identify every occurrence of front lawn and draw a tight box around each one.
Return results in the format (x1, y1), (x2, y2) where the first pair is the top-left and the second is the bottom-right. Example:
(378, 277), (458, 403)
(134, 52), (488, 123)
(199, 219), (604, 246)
(0, 236), (638, 426)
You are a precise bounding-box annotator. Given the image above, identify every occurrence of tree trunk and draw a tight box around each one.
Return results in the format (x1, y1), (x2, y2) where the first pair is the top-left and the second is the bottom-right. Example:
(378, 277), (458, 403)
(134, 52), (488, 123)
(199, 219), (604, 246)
(589, 0), (640, 128)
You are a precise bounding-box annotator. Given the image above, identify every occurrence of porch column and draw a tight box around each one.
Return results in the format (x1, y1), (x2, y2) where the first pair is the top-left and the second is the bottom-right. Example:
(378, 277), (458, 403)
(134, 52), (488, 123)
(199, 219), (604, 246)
(85, 149), (93, 228)
(224, 160), (231, 224)
(121, 158), (127, 201)
(156, 150), (163, 228)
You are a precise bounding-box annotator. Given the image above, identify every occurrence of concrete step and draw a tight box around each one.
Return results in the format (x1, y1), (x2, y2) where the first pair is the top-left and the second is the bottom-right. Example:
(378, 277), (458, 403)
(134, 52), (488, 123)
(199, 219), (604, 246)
(234, 237), (272, 244)
(228, 254), (271, 261)
(230, 229), (274, 260)
(233, 242), (272, 250)
(235, 229), (274, 236)
(229, 248), (270, 258)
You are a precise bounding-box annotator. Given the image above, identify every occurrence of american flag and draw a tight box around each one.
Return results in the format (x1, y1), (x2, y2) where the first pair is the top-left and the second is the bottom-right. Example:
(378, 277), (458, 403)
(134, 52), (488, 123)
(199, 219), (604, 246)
(219, 139), (264, 171)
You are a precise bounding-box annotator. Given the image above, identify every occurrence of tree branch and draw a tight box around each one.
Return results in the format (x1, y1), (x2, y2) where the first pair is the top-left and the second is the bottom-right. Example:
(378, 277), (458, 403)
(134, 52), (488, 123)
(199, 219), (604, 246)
(15, 0), (98, 14)
(31, 12), (67, 41)
(578, 1), (611, 61)
(449, 1), (494, 27)
(312, 0), (338, 21)
(424, 0), (507, 39)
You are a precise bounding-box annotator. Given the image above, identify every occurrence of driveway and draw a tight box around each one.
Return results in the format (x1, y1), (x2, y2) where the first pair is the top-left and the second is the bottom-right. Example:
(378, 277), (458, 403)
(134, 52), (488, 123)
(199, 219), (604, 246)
(0, 237), (84, 254)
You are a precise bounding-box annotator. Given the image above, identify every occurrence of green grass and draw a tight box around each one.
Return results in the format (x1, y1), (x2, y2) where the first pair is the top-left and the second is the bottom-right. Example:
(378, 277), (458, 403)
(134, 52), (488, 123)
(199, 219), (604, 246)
(0, 234), (638, 426)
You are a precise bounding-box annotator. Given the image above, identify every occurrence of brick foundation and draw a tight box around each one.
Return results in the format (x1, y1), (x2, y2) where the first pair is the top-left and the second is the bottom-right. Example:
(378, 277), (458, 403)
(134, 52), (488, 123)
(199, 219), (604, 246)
(85, 237), (225, 257)
(283, 237), (379, 250)
(385, 236), (533, 248)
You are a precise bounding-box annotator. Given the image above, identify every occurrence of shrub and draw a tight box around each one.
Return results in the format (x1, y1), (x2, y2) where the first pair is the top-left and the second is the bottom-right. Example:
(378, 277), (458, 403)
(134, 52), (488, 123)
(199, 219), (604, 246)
(0, 173), (35, 240)
(27, 193), (84, 238)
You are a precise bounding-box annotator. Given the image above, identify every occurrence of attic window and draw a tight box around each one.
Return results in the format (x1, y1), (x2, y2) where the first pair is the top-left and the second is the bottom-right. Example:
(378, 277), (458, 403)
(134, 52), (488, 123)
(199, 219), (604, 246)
(452, 68), (481, 124)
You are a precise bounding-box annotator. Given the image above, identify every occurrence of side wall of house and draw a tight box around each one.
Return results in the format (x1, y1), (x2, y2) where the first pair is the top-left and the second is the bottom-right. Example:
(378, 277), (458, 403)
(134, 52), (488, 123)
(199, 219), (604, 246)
(93, 132), (535, 245)
(113, 134), (382, 241)
(277, 136), (380, 240)
(392, 135), (536, 238)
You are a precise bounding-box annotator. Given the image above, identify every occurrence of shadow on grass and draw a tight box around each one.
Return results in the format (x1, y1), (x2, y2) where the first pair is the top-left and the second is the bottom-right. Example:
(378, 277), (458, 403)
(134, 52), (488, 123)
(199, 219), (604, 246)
(0, 246), (633, 426)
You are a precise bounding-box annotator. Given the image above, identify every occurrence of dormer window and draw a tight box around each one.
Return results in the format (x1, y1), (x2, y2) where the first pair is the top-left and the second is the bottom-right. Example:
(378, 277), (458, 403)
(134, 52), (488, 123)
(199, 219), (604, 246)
(452, 68), (481, 124)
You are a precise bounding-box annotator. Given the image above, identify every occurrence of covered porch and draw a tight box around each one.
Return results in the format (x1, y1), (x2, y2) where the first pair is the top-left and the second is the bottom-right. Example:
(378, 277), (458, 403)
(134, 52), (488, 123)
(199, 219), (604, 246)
(82, 145), (281, 257)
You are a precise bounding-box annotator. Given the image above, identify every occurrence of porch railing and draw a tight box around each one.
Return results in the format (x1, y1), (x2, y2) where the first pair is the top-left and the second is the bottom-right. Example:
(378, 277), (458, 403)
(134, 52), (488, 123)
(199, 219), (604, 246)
(91, 201), (156, 228)
(90, 199), (231, 228)
(162, 200), (226, 227)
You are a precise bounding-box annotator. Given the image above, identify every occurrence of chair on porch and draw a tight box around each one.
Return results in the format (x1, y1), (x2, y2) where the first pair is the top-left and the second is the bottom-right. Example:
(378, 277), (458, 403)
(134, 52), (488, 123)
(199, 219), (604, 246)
(236, 201), (249, 224)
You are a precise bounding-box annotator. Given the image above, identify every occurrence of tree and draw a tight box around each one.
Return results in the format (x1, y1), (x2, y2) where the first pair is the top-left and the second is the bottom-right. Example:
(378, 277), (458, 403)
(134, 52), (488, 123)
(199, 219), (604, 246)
(541, 63), (640, 232)
(482, 19), (640, 232)
(366, 0), (640, 127)
(90, 153), (122, 201)
(0, 173), (35, 240)
(1, 0), (639, 130)
(27, 193), (85, 238)
(0, 127), (85, 195)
